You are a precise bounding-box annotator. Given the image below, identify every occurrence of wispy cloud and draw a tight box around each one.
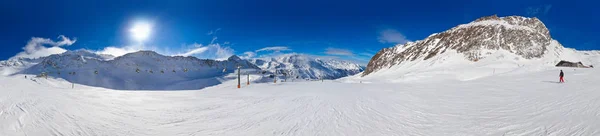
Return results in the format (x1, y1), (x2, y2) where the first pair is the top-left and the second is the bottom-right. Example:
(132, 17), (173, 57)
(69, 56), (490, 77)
(378, 29), (410, 44)
(324, 47), (354, 56)
(12, 35), (77, 59)
(256, 46), (291, 52)
(321, 47), (375, 66)
(526, 4), (552, 17)
(175, 43), (234, 60)
(95, 44), (152, 57)
(178, 43), (209, 56)
(359, 52), (374, 57)
(207, 28), (221, 35)
(317, 54), (371, 66)
(240, 51), (256, 59)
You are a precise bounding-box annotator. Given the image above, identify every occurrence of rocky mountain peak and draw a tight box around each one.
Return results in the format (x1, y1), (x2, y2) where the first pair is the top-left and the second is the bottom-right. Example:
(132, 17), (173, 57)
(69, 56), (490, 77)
(362, 15), (554, 76)
(468, 15), (549, 36)
(473, 14), (500, 22)
(227, 55), (242, 61)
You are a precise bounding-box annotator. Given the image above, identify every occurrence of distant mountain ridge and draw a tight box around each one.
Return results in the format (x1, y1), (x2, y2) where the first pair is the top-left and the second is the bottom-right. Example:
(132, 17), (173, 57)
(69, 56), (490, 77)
(16, 50), (260, 90)
(248, 54), (364, 79)
(1, 50), (363, 90)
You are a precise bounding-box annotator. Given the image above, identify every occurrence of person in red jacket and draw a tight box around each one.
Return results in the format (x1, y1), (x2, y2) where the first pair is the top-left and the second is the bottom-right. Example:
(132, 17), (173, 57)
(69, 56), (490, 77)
(559, 70), (565, 83)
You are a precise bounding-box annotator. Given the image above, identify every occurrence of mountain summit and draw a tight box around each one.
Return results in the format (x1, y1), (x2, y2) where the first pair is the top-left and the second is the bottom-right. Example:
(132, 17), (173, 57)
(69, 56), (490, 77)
(363, 15), (556, 76)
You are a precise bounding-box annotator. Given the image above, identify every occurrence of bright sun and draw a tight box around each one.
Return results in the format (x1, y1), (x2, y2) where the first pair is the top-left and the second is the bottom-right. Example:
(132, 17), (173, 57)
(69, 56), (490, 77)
(129, 22), (151, 41)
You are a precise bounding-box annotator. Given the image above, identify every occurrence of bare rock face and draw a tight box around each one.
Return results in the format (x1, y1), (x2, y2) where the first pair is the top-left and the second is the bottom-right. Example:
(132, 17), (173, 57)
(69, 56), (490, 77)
(363, 15), (552, 76)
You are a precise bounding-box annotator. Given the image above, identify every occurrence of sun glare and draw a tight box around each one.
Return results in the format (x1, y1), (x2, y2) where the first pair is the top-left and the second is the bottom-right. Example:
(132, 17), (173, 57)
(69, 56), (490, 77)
(129, 22), (151, 42)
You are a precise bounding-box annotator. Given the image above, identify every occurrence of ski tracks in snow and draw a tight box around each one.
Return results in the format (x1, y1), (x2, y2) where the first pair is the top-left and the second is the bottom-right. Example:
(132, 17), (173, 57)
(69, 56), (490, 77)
(2, 69), (600, 135)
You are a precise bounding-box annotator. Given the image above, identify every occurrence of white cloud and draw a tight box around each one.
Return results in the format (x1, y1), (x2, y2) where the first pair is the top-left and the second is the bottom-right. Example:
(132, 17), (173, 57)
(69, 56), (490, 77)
(211, 44), (235, 60)
(378, 29), (410, 44)
(324, 48), (355, 56)
(95, 47), (131, 57)
(12, 35), (77, 59)
(256, 46), (291, 52)
(210, 37), (218, 44)
(240, 51), (256, 59)
(207, 28), (221, 35)
(178, 43), (209, 57)
(526, 7), (540, 16)
(177, 43), (234, 60)
(180, 47), (209, 56)
(526, 5), (552, 16)
(544, 5), (552, 15)
(95, 44), (151, 57)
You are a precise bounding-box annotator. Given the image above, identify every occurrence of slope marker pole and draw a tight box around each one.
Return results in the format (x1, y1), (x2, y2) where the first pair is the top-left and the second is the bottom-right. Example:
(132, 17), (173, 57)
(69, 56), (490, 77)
(237, 66), (241, 88)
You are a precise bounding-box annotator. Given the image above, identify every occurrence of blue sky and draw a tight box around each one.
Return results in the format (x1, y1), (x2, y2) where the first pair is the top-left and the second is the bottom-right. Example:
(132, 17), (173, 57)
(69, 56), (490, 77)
(1, 0), (598, 65)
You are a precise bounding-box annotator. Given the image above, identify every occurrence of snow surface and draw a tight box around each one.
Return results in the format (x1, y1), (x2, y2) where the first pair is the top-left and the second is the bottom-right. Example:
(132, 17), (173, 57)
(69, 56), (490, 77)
(352, 40), (599, 83)
(2, 65), (600, 135)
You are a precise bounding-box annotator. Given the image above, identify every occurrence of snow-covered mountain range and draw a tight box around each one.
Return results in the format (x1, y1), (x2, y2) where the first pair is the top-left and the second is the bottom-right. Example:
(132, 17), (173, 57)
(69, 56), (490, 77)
(12, 50), (261, 90)
(1, 50), (363, 90)
(357, 15), (600, 82)
(248, 54), (364, 80)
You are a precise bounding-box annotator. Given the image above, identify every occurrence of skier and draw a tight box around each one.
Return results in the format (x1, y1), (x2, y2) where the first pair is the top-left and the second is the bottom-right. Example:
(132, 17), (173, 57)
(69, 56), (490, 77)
(559, 70), (565, 83)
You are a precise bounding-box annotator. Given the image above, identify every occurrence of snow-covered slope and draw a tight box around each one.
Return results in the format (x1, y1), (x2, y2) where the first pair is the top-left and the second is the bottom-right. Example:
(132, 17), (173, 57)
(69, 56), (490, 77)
(359, 15), (598, 82)
(3, 50), (362, 89)
(63, 49), (115, 60)
(18, 50), (261, 90)
(249, 54), (363, 79)
(0, 58), (42, 76)
(2, 66), (600, 135)
(1, 50), (115, 76)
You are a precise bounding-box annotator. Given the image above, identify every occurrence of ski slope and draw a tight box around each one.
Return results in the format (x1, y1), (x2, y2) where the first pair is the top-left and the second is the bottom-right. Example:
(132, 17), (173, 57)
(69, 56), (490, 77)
(1, 66), (600, 136)
(354, 40), (599, 83)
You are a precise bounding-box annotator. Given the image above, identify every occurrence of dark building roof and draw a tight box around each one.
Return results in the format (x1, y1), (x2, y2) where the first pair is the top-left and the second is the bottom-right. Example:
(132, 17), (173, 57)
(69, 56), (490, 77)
(555, 60), (591, 68)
